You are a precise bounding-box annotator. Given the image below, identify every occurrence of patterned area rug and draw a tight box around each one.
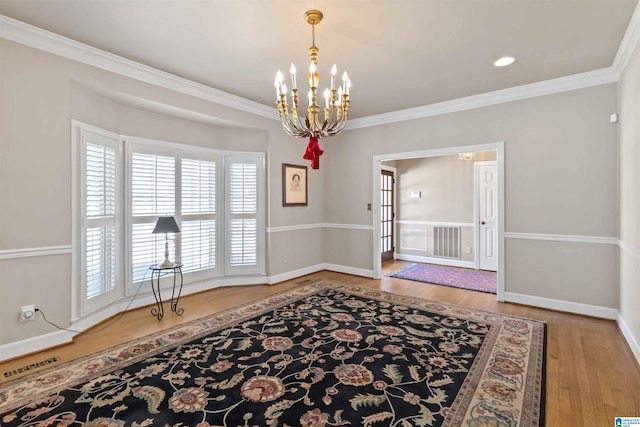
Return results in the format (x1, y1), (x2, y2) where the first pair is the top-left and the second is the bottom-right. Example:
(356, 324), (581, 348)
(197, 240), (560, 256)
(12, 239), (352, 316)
(390, 263), (497, 294)
(0, 280), (545, 426)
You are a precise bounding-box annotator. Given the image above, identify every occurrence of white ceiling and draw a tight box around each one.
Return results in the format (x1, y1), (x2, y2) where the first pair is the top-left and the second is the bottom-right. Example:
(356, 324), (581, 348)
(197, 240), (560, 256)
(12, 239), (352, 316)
(1, 0), (638, 119)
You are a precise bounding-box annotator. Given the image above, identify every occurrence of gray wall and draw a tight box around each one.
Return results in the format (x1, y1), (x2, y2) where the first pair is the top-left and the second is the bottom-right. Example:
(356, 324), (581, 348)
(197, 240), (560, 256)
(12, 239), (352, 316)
(323, 84), (619, 308)
(0, 30), (634, 359)
(617, 37), (640, 358)
(0, 39), (325, 348)
(398, 155), (473, 223)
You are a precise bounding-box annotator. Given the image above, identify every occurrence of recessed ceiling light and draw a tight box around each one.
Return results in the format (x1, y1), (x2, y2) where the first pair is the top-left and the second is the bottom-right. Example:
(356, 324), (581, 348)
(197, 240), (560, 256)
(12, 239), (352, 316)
(494, 56), (515, 67)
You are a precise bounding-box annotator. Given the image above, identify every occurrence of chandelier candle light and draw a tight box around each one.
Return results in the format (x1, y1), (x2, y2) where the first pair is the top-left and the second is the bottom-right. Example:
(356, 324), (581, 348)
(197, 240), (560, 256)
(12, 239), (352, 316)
(274, 10), (351, 169)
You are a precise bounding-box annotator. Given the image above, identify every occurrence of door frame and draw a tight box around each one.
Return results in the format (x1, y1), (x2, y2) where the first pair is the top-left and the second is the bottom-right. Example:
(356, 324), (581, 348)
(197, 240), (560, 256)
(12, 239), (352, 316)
(371, 142), (505, 301)
(380, 164), (397, 263)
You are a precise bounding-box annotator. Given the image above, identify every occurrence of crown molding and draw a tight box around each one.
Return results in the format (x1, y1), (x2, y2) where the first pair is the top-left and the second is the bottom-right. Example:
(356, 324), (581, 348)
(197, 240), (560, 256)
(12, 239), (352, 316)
(613, 0), (640, 74)
(346, 68), (618, 130)
(0, 14), (627, 131)
(0, 15), (277, 121)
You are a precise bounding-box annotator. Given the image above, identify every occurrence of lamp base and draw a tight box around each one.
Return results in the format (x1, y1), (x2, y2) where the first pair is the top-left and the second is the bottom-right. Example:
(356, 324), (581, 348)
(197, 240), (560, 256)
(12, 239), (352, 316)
(160, 239), (173, 267)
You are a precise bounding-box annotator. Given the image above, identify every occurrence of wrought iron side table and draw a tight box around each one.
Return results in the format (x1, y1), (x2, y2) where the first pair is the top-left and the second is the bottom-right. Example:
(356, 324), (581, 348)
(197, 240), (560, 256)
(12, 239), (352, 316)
(149, 263), (184, 320)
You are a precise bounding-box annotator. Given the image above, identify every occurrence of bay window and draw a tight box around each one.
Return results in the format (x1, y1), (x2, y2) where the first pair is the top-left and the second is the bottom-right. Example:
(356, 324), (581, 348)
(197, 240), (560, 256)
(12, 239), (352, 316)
(73, 122), (265, 319)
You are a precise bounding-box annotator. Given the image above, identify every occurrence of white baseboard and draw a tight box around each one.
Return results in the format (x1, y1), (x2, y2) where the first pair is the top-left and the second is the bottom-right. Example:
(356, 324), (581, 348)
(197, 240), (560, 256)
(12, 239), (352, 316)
(617, 314), (640, 367)
(70, 275), (268, 325)
(0, 266), (375, 361)
(268, 265), (325, 284)
(322, 263), (374, 278)
(0, 275), (269, 362)
(503, 293), (639, 367)
(0, 330), (73, 362)
(504, 292), (618, 319)
(183, 275), (268, 292)
(395, 253), (475, 269)
(3, 270), (637, 370)
(268, 263), (374, 282)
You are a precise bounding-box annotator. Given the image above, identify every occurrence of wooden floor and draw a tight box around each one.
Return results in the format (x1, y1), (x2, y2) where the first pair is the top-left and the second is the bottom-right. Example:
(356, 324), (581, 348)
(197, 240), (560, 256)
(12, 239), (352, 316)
(2, 261), (639, 425)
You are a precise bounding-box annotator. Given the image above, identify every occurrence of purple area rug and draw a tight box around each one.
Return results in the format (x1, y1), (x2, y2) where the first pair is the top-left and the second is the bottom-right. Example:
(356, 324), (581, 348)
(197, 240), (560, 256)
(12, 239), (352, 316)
(390, 263), (497, 294)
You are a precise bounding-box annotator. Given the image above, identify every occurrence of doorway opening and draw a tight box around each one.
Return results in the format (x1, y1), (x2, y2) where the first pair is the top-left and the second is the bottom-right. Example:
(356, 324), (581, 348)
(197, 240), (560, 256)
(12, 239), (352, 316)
(372, 142), (505, 301)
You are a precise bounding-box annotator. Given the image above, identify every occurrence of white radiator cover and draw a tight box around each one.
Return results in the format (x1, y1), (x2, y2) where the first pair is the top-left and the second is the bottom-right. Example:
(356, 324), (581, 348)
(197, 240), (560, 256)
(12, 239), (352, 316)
(433, 226), (461, 259)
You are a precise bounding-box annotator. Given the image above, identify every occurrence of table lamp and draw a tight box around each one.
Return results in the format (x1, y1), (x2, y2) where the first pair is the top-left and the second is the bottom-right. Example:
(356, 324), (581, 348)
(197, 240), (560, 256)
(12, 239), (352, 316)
(152, 216), (180, 267)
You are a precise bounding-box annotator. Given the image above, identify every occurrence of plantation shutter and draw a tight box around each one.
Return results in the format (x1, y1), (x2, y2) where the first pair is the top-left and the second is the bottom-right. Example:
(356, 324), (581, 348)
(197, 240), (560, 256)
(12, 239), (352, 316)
(181, 157), (217, 273)
(224, 153), (265, 276)
(74, 126), (268, 321)
(129, 146), (176, 283)
(82, 130), (119, 313)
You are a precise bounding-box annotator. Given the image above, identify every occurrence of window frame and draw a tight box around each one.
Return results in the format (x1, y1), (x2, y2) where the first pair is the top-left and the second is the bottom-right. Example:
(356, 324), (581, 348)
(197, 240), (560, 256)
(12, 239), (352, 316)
(125, 141), (179, 292)
(180, 155), (219, 276)
(71, 121), (123, 319)
(72, 122), (266, 324)
(224, 152), (266, 276)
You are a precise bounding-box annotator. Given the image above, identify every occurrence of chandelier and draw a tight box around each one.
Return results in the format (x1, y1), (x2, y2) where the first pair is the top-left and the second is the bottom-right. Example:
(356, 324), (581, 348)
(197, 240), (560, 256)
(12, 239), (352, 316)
(274, 10), (351, 169)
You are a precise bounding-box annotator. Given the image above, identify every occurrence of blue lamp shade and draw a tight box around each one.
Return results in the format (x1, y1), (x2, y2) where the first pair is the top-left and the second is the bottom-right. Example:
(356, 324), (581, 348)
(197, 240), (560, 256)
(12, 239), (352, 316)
(152, 216), (180, 234)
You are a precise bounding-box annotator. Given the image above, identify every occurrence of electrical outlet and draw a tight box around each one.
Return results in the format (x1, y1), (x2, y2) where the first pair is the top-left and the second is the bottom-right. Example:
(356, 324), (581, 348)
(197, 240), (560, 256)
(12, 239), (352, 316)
(20, 305), (36, 322)
(283, 255), (288, 264)
(465, 247), (472, 254)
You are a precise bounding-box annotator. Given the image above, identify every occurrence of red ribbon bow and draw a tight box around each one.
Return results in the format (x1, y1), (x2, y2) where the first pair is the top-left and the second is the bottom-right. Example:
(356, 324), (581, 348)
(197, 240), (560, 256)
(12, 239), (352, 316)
(302, 136), (324, 170)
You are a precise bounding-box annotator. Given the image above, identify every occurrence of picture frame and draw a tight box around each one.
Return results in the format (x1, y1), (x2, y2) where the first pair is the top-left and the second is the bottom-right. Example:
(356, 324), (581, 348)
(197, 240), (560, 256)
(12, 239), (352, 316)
(282, 163), (308, 206)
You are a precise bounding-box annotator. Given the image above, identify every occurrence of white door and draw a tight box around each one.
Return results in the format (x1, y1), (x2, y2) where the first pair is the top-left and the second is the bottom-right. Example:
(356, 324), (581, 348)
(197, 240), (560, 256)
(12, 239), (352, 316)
(477, 162), (498, 271)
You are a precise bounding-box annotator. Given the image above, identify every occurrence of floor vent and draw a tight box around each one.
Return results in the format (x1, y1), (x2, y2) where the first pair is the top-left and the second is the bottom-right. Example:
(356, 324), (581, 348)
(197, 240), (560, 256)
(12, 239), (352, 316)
(3, 357), (59, 380)
(434, 226), (461, 259)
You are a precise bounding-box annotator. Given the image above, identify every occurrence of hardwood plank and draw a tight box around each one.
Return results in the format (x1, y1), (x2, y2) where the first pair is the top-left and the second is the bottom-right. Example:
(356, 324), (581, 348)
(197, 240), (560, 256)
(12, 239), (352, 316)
(2, 262), (639, 425)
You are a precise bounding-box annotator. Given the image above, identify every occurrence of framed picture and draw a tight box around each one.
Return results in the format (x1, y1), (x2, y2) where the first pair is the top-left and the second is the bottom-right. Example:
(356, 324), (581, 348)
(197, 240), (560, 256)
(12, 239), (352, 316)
(282, 163), (308, 206)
